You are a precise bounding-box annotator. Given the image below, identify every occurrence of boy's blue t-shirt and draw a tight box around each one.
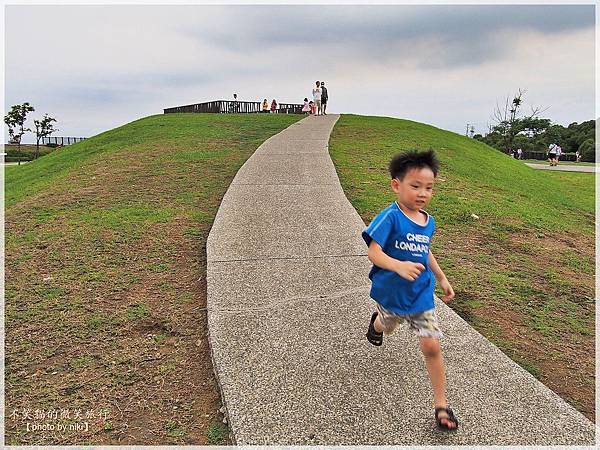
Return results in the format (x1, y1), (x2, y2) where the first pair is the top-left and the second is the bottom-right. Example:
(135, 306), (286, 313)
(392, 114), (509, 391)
(362, 202), (436, 315)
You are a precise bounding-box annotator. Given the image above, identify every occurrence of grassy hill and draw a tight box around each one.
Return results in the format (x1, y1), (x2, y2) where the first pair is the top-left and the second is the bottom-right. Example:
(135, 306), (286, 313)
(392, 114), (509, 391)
(6, 111), (594, 444)
(4, 112), (303, 445)
(329, 114), (595, 421)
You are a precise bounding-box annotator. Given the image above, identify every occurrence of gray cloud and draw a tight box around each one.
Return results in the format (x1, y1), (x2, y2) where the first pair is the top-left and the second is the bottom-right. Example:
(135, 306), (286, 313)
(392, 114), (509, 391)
(183, 5), (594, 69)
(4, 4), (595, 142)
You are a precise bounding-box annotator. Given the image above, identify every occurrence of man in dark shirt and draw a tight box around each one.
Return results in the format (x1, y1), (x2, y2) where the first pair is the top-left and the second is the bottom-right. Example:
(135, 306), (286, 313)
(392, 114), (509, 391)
(321, 82), (329, 115)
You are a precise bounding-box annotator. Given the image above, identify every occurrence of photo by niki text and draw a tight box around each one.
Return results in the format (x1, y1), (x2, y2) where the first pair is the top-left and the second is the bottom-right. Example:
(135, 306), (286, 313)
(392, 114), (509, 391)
(9, 407), (111, 435)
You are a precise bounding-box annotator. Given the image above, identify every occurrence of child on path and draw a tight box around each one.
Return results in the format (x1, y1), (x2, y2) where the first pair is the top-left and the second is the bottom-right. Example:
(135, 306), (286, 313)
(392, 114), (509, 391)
(302, 98), (311, 114)
(309, 100), (316, 115)
(362, 149), (459, 432)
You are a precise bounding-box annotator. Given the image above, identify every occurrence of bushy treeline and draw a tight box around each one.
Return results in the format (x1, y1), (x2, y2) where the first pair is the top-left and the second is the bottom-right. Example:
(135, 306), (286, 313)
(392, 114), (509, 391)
(475, 119), (595, 162)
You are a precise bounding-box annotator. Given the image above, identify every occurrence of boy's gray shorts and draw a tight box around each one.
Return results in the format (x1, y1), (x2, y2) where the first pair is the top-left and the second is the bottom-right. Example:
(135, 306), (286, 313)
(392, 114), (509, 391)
(376, 303), (443, 339)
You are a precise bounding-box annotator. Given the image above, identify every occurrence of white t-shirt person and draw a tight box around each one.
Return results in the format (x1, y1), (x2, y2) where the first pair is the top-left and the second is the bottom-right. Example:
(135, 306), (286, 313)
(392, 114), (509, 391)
(312, 82), (323, 115)
(312, 86), (322, 102)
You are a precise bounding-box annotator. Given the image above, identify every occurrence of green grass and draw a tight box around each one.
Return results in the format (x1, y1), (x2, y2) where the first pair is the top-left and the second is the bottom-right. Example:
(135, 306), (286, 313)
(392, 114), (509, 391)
(329, 114), (594, 234)
(165, 420), (186, 438)
(6, 113), (302, 207)
(4, 144), (56, 162)
(126, 303), (150, 320)
(207, 422), (229, 444)
(153, 333), (168, 344)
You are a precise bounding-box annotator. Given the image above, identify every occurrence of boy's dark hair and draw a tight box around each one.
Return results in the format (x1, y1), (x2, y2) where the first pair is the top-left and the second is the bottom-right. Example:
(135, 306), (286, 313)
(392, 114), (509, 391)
(388, 149), (440, 180)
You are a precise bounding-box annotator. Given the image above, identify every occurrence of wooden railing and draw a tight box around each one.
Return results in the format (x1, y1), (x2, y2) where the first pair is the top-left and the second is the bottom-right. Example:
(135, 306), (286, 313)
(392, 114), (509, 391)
(164, 100), (304, 115)
(277, 103), (303, 114)
(41, 136), (86, 146)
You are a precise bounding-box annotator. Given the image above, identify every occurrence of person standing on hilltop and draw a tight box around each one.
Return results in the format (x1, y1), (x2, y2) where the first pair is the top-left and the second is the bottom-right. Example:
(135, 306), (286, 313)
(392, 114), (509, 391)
(312, 81), (322, 116)
(321, 81), (329, 115)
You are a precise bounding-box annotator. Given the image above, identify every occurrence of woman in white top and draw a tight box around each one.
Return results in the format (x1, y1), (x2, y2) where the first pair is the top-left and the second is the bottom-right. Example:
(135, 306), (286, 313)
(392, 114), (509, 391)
(554, 145), (562, 165)
(547, 143), (558, 166)
(312, 81), (322, 116)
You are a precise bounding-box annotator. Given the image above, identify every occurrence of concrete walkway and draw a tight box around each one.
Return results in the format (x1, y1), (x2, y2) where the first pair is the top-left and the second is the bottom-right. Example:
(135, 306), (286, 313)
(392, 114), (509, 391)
(526, 162), (596, 173)
(206, 115), (596, 445)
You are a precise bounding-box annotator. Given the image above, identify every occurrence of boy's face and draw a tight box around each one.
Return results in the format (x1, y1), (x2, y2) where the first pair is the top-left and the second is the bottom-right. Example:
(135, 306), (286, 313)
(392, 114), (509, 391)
(391, 167), (435, 211)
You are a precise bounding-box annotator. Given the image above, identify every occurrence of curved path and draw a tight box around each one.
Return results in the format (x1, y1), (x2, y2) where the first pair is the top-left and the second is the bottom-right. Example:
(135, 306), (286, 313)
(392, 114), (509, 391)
(206, 115), (595, 445)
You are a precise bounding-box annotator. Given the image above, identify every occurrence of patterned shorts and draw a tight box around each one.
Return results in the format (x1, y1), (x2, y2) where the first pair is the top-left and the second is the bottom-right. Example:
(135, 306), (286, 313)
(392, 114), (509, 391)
(375, 303), (443, 339)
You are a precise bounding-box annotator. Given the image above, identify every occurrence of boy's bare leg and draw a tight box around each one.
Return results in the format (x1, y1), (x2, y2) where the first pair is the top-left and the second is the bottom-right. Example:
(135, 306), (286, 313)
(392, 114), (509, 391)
(419, 336), (456, 429)
(372, 316), (455, 428)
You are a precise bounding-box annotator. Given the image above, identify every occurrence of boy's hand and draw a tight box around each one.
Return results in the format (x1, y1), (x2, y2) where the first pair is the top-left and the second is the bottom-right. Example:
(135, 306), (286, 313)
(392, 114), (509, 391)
(395, 261), (425, 281)
(439, 278), (455, 302)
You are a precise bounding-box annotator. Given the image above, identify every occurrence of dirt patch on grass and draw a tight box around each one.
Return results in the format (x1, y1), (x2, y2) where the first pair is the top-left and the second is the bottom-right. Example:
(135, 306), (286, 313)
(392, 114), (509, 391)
(436, 226), (595, 422)
(4, 116), (306, 445)
(5, 192), (229, 445)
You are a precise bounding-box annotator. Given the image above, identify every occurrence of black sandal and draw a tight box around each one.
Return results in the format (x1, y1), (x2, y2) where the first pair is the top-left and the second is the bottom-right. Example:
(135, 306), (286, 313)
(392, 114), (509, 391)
(366, 311), (383, 346)
(435, 406), (459, 431)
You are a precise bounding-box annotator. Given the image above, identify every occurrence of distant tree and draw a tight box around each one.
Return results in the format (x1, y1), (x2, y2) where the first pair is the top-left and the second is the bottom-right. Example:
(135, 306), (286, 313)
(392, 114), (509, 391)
(33, 114), (59, 159)
(490, 89), (549, 154)
(567, 120), (595, 152)
(513, 134), (532, 153)
(481, 95), (594, 160)
(519, 116), (551, 152)
(491, 89), (526, 153)
(542, 124), (566, 149)
(565, 130), (581, 153)
(4, 102), (35, 165)
(478, 130), (504, 151)
(578, 139), (595, 162)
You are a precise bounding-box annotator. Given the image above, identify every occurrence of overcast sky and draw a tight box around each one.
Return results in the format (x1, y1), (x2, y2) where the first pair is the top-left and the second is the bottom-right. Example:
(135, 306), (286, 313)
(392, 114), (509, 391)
(4, 4), (595, 142)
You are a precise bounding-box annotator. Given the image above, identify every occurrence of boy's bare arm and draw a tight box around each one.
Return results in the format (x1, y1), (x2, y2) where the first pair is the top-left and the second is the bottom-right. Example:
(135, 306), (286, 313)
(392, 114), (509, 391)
(429, 251), (455, 302)
(367, 240), (425, 281)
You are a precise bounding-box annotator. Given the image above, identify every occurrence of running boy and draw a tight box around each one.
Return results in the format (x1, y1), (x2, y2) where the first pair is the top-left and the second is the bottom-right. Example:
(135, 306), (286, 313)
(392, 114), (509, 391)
(362, 149), (459, 431)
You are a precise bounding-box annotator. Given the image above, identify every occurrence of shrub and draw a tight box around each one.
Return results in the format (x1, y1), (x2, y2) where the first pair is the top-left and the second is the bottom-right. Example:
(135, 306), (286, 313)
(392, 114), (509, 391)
(579, 139), (595, 162)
